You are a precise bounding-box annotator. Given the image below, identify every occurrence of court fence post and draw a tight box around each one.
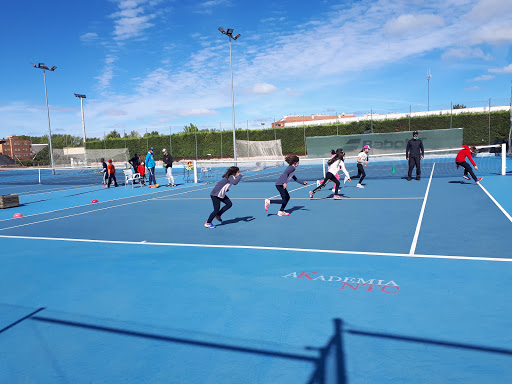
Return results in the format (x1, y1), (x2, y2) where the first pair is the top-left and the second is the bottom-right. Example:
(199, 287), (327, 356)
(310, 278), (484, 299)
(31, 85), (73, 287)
(502, 143), (506, 175)
(193, 160), (198, 183)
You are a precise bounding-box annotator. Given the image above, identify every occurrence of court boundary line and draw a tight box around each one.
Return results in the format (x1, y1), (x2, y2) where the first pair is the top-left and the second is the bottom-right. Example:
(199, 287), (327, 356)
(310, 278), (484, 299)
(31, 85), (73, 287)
(0, 234), (510, 262)
(478, 182), (512, 223)
(0, 185), (212, 231)
(0, 183), (209, 223)
(155, 197), (425, 200)
(409, 164), (435, 255)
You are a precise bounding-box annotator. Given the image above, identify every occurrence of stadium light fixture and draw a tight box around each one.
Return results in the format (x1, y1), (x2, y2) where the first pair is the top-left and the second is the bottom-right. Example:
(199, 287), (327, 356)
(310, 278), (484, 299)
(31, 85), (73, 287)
(218, 27), (242, 163)
(31, 62), (57, 170)
(74, 93), (88, 161)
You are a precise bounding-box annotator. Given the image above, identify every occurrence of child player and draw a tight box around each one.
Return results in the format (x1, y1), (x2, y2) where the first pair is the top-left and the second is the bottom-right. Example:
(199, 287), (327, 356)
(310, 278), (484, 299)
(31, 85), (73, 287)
(100, 157), (108, 187)
(205, 166), (243, 229)
(264, 155), (308, 216)
(351, 145), (370, 188)
(137, 160), (146, 186)
(310, 148), (350, 199)
(455, 145), (483, 183)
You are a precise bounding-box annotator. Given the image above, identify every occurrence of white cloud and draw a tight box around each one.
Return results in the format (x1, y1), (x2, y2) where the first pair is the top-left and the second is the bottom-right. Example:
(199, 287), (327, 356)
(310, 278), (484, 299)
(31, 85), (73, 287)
(442, 47), (492, 60)
(464, 86), (480, 91)
(251, 83), (278, 95)
(196, 0), (230, 14)
(384, 14), (444, 36)
(471, 75), (494, 81)
(178, 109), (218, 116)
(80, 32), (98, 42)
(111, 0), (157, 41)
(489, 64), (512, 73)
(285, 88), (303, 97)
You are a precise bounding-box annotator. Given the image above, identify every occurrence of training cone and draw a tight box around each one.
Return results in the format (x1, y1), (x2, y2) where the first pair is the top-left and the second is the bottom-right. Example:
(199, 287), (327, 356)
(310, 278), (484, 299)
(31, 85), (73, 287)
(13, 213), (23, 218)
(391, 166), (396, 173)
(92, 199), (98, 203)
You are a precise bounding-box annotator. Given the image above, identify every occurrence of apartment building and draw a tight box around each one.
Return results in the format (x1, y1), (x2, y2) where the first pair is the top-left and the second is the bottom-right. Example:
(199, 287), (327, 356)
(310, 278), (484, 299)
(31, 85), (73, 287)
(272, 113), (356, 128)
(0, 136), (32, 160)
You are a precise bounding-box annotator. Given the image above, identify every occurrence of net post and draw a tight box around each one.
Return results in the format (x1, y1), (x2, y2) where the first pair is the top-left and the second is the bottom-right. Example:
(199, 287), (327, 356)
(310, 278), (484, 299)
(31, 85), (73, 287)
(38, 168), (41, 184)
(322, 158), (326, 178)
(193, 160), (198, 183)
(502, 143), (506, 175)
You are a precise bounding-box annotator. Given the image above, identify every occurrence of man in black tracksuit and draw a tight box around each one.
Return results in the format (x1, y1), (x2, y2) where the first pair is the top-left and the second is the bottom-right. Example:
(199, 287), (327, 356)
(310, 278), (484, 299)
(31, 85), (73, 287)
(406, 131), (424, 180)
(162, 148), (175, 187)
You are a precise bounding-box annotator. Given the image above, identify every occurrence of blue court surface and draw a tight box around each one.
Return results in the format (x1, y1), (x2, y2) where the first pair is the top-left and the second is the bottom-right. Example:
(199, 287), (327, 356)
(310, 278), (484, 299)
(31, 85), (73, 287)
(0, 165), (511, 383)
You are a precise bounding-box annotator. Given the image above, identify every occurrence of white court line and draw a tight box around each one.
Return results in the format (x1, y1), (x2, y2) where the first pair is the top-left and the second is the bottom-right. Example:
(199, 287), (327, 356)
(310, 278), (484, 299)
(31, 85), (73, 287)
(269, 183), (311, 199)
(0, 185), (212, 230)
(0, 183), (209, 223)
(0, 234), (510, 262)
(156, 197), (425, 201)
(478, 183), (512, 223)
(409, 164), (435, 255)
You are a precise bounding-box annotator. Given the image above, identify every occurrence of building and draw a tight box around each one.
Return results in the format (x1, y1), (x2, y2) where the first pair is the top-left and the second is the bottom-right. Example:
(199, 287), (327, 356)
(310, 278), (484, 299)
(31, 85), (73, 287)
(272, 113), (356, 128)
(0, 136), (32, 160)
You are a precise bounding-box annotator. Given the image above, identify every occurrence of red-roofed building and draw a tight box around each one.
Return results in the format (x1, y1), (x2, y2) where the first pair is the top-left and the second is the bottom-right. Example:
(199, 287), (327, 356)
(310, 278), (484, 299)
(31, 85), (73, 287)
(272, 113), (356, 128)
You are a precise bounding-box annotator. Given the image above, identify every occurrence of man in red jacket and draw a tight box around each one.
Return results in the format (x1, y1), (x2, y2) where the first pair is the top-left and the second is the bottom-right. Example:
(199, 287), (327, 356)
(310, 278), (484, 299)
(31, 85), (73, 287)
(455, 145), (483, 183)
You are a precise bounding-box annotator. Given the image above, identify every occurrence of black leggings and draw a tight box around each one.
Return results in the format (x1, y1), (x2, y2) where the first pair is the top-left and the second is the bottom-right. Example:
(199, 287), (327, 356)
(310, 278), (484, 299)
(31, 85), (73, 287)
(207, 196), (232, 223)
(408, 157), (421, 177)
(270, 185), (290, 211)
(352, 164), (366, 183)
(107, 174), (118, 188)
(313, 172), (340, 195)
(456, 161), (477, 181)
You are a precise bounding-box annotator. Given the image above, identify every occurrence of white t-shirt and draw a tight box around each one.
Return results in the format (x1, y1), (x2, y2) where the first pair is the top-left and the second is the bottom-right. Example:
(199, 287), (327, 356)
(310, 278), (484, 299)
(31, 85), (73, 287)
(327, 159), (350, 179)
(357, 151), (368, 163)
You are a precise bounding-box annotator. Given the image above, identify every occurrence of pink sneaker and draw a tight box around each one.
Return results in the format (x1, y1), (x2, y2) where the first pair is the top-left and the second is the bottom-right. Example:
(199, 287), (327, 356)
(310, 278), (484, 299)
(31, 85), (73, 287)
(333, 195), (342, 200)
(264, 199), (270, 211)
(277, 211), (290, 216)
(309, 191), (314, 199)
(477, 177), (483, 183)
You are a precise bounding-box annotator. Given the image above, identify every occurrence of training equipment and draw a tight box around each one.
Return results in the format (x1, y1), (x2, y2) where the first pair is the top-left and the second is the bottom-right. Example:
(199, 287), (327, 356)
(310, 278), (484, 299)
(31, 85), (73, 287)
(391, 166), (396, 173)
(0, 194), (19, 209)
(91, 199), (98, 203)
(13, 213), (23, 218)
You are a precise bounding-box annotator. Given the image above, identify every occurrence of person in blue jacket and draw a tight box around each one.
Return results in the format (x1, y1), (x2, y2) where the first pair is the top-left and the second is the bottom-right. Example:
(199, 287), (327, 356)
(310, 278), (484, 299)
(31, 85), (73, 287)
(145, 147), (159, 188)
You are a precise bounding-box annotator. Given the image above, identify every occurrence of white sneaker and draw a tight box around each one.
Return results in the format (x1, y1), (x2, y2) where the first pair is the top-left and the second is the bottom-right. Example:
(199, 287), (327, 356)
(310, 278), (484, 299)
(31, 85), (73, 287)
(356, 184), (364, 188)
(277, 211), (290, 216)
(316, 180), (322, 187)
(462, 175), (470, 180)
(344, 176), (349, 184)
(264, 199), (270, 211)
(331, 188), (336, 192)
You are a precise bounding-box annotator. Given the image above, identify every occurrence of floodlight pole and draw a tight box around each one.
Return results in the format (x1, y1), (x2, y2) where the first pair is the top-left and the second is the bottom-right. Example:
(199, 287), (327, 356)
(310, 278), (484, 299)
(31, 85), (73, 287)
(74, 93), (87, 165)
(426, 70), (432, 112)
(219, 27), (241, 164)
(32, 63), (56, 170)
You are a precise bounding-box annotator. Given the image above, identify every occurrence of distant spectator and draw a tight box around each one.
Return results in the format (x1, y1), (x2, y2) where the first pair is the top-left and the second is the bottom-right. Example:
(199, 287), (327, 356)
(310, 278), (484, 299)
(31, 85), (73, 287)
(137, 161), (146, 186)
(406, 131), (424, 181)
(107, 159), (118, 188)
(100, 158), (108, 187)
(129, 153), (140, 173)
(162, 148), (175, 187)
(145, 147), (159, 188)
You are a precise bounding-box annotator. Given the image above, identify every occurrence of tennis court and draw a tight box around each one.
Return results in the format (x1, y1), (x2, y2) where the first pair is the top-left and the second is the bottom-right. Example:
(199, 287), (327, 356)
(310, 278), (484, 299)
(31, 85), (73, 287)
(0, 156), (511, 383)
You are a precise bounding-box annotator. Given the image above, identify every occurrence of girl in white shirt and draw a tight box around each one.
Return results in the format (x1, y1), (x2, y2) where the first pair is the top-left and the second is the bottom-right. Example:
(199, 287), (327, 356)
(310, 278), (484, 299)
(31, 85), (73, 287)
(310, 148), (351, 199)
(351, 145), (370, 188)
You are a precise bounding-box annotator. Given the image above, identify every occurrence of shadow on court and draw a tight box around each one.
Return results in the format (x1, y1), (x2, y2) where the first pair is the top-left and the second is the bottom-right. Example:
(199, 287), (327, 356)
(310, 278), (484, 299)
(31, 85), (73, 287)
(218, 216), (256, 226)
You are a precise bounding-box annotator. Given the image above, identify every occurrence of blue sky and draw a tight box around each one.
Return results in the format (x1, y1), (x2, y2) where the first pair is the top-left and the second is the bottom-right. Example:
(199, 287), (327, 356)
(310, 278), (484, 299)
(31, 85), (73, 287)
(1, 0), (511, 139)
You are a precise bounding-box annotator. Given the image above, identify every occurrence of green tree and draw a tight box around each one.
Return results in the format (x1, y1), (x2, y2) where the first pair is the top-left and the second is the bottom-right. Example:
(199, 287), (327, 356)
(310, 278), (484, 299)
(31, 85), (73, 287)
(183, 123), (198, 134)
(453, 104), (467, 109)
(105, 130), (121, 139)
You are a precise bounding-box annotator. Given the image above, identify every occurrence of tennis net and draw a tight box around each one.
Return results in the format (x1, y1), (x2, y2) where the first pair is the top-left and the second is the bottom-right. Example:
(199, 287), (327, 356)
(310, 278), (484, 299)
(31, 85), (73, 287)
(193, 144), (507, 183)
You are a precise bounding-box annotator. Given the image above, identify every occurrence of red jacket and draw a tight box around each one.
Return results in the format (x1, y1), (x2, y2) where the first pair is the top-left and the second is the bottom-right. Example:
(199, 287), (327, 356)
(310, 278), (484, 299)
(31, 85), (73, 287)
(455, 145), (476, 166)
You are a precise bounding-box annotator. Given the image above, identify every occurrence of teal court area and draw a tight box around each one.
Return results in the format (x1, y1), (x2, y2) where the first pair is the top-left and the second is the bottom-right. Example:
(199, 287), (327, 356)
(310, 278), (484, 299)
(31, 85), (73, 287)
(0, 165), (511, 383)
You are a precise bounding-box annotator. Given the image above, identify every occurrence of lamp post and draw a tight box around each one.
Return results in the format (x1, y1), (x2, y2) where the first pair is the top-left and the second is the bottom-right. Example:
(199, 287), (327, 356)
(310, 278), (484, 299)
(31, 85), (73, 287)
(74, 93), (87, 165)
(218, 27), (241, 164)
(31, 62), (57, 170)
(426, 70), (432, 112)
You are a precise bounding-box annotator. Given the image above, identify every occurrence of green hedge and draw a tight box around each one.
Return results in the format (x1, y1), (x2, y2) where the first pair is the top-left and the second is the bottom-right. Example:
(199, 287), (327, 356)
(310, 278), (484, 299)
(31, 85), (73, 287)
(84, 110), (511, 158)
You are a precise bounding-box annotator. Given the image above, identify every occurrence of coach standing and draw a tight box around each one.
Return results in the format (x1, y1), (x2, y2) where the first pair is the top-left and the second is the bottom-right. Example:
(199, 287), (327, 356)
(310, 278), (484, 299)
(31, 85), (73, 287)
(406, 130), (424, 181)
